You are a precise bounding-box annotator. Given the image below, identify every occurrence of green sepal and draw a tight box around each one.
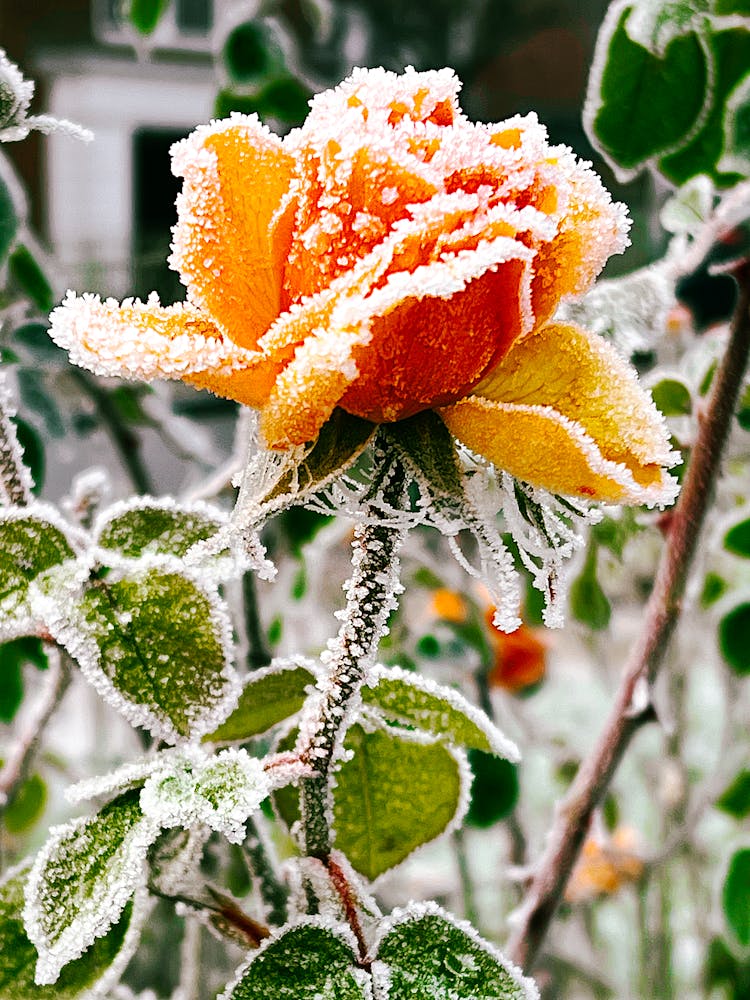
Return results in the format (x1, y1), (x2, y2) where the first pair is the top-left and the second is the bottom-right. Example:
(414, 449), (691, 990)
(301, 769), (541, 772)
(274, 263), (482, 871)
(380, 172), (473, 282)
(205, 660), (316, 744)
(222, 921), (368, 1000)
(374, 904), (538, 1000)
(382, 409), (464, 507)
(0, 863), (136, 999)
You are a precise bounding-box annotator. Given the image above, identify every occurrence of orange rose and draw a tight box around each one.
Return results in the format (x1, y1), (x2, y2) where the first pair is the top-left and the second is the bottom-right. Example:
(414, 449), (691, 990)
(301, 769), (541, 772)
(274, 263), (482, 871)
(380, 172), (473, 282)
(485, 612), (547, 693)
(50, 67), (678, 504)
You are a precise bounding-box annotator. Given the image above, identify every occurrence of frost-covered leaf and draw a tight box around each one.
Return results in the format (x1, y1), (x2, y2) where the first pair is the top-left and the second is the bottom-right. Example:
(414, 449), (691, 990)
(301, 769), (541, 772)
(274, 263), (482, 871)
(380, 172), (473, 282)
(719, 602), (750, 674)
(262, 408), (376, 509)
(95, 498), (224, 560)
(275, 724), (467, 881)
(373, 904), (538, 1000)
(363, 666), (519, 760)
(139, 747), (270, 844)
(0, 862), (139, 999)
(724, 516), (750, 557)
(585, 1), (709, 179)
(724, 849), (750, 946)
(720, 70), (750, 175)
(221, 920), (369, 1000)
(0, 165), (18, 261)
(205, 660), (317, 744)
(49, 566), (240, 742)
(0, 506), (75, 637)
(24, 790), (156, 985)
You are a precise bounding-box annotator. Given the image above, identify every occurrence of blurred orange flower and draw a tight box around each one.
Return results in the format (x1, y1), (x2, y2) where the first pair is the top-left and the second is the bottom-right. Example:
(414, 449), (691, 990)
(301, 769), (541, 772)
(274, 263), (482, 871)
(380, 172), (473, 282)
(565, 825), (644, 903)
(485, 611), (547, 692)
(50, 67), (678, 504)
(428, 588), (469, 624)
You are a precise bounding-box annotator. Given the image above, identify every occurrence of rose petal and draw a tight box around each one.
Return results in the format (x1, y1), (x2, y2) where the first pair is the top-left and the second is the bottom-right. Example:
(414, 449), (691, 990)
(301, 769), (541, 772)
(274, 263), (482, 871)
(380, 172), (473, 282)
(49, 291), (279, 407)
(440, 395), (678, 504)
(170, 115), (296, 349)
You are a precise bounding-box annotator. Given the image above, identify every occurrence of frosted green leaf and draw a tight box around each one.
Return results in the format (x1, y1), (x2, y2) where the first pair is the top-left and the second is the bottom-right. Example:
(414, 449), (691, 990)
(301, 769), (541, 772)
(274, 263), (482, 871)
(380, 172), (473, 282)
(139, 747), (270, 844)
(624, 0), (710, 54)
(0, 507), (75, 634)
(333, 725), (465, 881)
(375, 904), (538, 1000)
(24, 790), (156, 985)
(363, 666), (519, 760)
(720, 73), (750, 175)
(96, 499), (224, 560)
(222, 921), (368, 1000)
(205, 660), (316, 743)
(585, 1), (709, 179)
(724, 849), (750, 946)
(0, 863), (136, 999)
(57, 567), (239, 742)
(0, 167), (17, 262)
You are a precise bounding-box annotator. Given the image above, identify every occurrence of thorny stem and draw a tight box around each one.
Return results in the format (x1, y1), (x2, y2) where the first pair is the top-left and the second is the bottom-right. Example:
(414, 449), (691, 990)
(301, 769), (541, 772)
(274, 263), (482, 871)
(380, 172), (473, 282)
(507, 261), (750, 972)
(0, 648), (72, 809)
(297, 440), (408, 862)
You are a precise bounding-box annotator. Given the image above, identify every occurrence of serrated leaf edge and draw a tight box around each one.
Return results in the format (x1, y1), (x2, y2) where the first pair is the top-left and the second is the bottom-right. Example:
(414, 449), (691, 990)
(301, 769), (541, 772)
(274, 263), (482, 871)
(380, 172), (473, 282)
(365, 664), (520, 762)
(218, 916), (372, 1000)
(93, 495), (226, 561)
(371, 901), (539, 1000)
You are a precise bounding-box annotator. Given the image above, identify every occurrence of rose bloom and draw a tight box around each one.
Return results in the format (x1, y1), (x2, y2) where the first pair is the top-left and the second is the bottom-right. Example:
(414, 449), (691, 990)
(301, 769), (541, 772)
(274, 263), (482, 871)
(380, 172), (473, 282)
(51, 67), (678, 504)
(485, 612), (547, 694)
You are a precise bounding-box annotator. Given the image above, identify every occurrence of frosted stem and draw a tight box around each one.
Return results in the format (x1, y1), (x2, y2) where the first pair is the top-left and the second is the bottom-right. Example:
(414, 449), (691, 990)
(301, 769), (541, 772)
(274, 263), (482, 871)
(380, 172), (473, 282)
(0, 647), (72, 809)
(0, 374), (33, 505)
(297, 440), (407, 861)
(507, 261), (750, 972)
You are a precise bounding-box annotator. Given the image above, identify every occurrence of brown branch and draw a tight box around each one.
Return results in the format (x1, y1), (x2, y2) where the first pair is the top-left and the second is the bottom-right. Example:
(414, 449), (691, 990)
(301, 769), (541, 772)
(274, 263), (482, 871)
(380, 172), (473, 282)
(507, 261), (750, 972)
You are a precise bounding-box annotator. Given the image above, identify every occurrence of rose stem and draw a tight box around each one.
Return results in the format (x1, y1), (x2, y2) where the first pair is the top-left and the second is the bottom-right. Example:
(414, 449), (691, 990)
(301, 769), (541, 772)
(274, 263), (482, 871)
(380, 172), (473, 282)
(507, 261), (750, 972)
(297, 438), (407, 864)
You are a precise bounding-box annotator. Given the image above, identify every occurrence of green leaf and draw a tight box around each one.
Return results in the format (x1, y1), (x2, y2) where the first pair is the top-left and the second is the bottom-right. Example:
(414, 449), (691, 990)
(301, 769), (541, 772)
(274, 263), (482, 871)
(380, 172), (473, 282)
(128, 0), (170, 35)
(0, 864), (136, 999)
(701, 571), (728, 607)
(719, 602), (750, 675)
(65, 568), (239, 742)
(715, 0), (750, 12)
(466, 750), (519, 828)
(261, 408), (376, 508)
(0, 637), (43, 723)
(0, 170), (18, 263)
(12, 322), (64, 360)
(17, 368), (65, 438)
(274, 724), (466, 880)
(0, 508), (74, 629)
(375, 906), (536, 1000)
(717, 769), (750, 819)
(333, 725), (464, 881)
(8, 245), (54, 313)
(254, 77), (311, 125)
(569, 545), (611, 631)
(224, 923), (367, 1000)
(24, 790), (153, 984)
(724, 848), (750, 946)
(13, 418), (44, 494)
(383, 410), (464, 505)
(738, 383), (750, 430)
(4, 773), (46, 834)
(363, 666), (519, 759)
(720, 73), (750, 175)
(724, 517), (750, 557)
(650, 377), (693, 415)
(222, 20), (287, 87)
(96, 500), (223, 559)
(205, 662), (315, 743)
(588, 4), (708, 177)
(660, 28), (750, 185)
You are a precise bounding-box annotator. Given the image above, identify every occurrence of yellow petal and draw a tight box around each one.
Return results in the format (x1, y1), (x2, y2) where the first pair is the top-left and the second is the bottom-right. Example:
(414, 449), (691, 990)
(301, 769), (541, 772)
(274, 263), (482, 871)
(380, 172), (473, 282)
(440, 396), (676, 504)
(170, 115), (296, 349)
(476, 321), (676, 466)
(49, 291), (279, 408)
(440, 321), (679, 503)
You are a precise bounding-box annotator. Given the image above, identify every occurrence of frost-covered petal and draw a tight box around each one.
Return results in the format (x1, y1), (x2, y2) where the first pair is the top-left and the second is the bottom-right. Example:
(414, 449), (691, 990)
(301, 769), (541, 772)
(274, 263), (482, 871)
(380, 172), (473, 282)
(48, 291), (281, 407)
(170, 115), (296, 348)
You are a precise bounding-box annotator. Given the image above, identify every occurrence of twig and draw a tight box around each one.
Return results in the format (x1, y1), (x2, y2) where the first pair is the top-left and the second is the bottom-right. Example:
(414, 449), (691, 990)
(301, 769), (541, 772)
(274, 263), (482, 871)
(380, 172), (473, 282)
(328, 855), (370, 966)
(507, 261), (750, 971)
(243, 815), (288, 925)
(296, 439), (407, 860)
(69, 369), (153, 495)
(0, 647), (72, 808)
